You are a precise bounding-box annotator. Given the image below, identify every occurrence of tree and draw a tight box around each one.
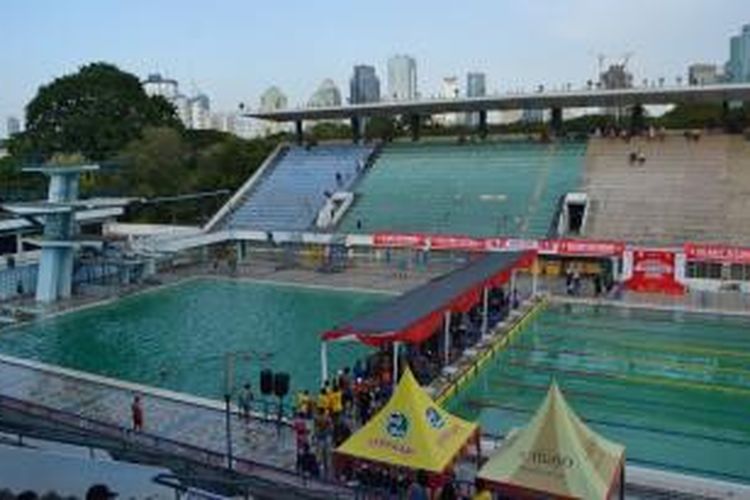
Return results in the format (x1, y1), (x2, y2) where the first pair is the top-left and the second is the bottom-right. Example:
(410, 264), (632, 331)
(19, 62), (182, 161)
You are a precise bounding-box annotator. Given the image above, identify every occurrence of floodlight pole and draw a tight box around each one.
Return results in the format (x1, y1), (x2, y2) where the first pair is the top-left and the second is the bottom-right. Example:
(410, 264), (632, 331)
(392, 341), (400, 389)
(481, 286), (489, 339)
(320, 341), (329, 385)
(224, 352), (235, 470)
(443, 311), (452, 366)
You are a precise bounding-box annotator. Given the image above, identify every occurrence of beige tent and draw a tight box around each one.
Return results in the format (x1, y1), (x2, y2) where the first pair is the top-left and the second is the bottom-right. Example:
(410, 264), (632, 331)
(477, 382), (625, 500)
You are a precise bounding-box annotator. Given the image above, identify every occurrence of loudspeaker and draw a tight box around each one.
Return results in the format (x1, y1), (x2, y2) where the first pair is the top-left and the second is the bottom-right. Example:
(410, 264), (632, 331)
(273, 372), (290, 398)
(260, 369), (274, 396)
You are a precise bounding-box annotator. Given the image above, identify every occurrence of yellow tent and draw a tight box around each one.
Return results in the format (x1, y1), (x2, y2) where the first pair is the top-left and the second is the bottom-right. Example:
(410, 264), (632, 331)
(477, 382), (625, 500)
(335, 367), (479, 474)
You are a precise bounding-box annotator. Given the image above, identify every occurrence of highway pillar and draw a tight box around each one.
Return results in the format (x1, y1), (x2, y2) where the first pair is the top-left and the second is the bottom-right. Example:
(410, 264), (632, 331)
(410, 114), (421, 141)
(551, 107), (563, 136)
(294, 120), (303, 145)
(629, 104), (645, 135)
(350, 116), (361, 144)
(478, 110), (488, 139)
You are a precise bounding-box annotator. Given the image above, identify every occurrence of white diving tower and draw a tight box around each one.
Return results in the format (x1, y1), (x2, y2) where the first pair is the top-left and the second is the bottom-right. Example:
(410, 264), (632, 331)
(2, 165), (131, 303)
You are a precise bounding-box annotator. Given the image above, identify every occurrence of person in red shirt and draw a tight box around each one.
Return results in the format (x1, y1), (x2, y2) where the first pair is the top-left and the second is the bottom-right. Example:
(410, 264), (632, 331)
(131, 395), (144, 432)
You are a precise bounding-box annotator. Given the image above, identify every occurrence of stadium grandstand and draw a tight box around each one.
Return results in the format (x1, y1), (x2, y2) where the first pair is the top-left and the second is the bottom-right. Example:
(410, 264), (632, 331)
(3, 87), (750, 499)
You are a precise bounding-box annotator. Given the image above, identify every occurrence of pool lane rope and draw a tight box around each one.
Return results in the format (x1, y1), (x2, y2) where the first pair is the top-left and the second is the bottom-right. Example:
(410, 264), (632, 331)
(434, 296), (548, 406)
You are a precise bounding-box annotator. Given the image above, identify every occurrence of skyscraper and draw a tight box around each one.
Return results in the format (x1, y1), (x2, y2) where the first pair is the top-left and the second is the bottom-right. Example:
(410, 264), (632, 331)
(387, 55), (417, 101)
(349, 65), (380, 104)
(725, 24), (750, 83)
(259, 86), (288, 135)
(309, 79), (342, 108)
(688, 64), (718, 86)
(465, 72), (487, 127)
(189, 94), (211, 130)
(6, 116), (21, 137)
(466, 72), (486, 98)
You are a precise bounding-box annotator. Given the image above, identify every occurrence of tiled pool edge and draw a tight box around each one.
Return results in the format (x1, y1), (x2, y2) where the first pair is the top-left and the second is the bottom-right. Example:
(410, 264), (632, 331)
(432, 295), (548, 406)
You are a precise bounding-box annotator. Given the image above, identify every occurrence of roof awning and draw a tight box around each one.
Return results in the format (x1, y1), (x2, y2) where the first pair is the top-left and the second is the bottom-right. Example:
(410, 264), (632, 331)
(322, 250), (535, 347)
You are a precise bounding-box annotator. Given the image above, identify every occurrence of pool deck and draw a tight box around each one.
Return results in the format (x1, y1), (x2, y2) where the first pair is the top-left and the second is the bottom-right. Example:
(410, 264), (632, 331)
(2, 260), (750, 497)
(0, 351), (312, 486)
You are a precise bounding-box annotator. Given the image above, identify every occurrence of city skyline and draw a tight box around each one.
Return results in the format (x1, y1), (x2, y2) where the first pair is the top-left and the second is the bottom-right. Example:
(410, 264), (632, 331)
(1, 0), (748, 137)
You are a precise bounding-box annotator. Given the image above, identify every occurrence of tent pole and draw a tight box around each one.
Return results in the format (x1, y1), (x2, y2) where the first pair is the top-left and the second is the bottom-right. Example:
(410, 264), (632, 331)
(510, 269), (517, 294)
(444, 311), (451, 366)
(532, 258), (539, 296)
(481, 286), (489, 339)
(320, 341), (329, 385)
(392, 341), (399, 389)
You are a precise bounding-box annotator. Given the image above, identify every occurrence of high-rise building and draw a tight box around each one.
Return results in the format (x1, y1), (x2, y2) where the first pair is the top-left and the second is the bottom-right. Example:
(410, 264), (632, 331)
(141, 73), (210, 130)
(387, 55), (417, 101)
(688, 64), (719, 86)
(725, 24), (750, 83)
(441, 76), (460, 99)
(466, 72), (486, 98)
(465, 72), (487, 126)
(260, 86), (288, 112)
(349, 65), (380, 104)
(309, 79), (342, 108)
(6, 116), (21, 137)
(143, 73), (179, 100)
(173, 94), (191, 128)
(189, 94), (211, 130)
(260, 86), (289, 135)
(434, 76), (461, 126)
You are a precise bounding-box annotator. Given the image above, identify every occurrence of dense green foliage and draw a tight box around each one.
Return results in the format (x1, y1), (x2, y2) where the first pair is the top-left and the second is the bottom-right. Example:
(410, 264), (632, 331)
(96, 128), (279, 224)
(11, 62), (182, 161)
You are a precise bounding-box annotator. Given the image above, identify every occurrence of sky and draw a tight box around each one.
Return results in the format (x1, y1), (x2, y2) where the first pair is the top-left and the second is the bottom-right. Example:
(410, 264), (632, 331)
(1, 0), (748, 136)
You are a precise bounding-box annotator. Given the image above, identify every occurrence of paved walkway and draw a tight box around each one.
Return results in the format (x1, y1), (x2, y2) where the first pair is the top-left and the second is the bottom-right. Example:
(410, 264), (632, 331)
(0, 353), (298, 471)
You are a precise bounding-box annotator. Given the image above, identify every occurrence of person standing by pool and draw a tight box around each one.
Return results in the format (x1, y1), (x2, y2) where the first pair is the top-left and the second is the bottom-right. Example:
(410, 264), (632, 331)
(238, 383), (253, 422)
(131, 395), (143, 432)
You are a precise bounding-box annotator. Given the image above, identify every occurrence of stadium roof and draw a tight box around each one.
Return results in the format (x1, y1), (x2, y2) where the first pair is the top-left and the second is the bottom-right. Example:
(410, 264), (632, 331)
(322, 250), (535, 346)
(248, 83), (750, 122)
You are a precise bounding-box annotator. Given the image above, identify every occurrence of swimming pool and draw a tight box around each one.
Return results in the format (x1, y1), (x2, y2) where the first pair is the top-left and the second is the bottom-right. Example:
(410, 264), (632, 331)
(445, 302), (750, 484)
(0, 278), (387, 400)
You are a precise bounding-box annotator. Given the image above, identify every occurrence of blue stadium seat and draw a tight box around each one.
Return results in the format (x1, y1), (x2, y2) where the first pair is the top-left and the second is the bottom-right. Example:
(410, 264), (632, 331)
(226, 145), (373, 231)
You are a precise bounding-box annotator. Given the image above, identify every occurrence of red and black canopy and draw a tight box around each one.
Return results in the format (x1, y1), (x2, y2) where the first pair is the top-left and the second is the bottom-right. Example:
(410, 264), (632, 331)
(322, 250), (535, 347)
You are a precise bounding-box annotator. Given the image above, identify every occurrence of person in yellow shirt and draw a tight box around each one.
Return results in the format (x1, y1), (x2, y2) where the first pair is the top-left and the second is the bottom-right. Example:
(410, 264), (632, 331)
(317, 388), (329, 415)
(296, 390), (311, 418)
(330, 384), (343, 419)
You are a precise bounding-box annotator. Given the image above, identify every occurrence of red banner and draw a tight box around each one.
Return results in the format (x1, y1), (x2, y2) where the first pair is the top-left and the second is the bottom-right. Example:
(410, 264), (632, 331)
(684, 243), (750, 264)
(429, 235), (488, 251)
(371, 232), (624, 257)
(626, 250), (685, 295)
(372, 232), (427, 248)
(557, 239), (625, 257)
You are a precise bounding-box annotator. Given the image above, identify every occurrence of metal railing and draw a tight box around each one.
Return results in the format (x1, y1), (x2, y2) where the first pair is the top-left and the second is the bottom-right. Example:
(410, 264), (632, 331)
(0, 393), (352, 498)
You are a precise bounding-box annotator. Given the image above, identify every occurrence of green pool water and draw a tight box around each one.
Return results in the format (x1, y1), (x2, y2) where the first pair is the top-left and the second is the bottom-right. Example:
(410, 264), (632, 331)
(445, 303), (750, 484)
(0, 279), (386, 400)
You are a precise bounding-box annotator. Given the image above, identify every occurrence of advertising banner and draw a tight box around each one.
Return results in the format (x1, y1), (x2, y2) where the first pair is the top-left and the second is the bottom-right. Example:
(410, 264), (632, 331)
(371, 232), (624, 257)
(625, 249), (685, 295)
(684, 243), (750, 264)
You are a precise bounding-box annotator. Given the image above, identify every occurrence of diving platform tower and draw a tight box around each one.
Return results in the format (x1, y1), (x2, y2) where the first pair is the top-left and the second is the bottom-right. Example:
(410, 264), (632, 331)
(2, 165), (131, 303)
(34, 166), (95, 302)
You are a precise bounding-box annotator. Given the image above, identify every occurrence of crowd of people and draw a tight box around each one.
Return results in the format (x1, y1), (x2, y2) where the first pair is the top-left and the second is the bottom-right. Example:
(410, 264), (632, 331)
(290, 285), (520, 485)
